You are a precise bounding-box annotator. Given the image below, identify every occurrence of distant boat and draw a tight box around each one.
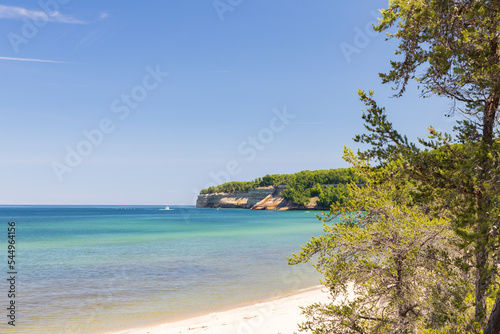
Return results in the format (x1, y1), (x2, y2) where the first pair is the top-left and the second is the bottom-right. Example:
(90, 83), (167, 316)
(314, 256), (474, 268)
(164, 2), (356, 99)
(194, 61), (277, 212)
(159, 206), (173, 211)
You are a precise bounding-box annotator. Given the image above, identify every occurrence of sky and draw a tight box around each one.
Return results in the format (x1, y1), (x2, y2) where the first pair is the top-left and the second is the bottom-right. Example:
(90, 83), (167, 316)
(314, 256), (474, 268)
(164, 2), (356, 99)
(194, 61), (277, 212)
(0, 0), (459, 205)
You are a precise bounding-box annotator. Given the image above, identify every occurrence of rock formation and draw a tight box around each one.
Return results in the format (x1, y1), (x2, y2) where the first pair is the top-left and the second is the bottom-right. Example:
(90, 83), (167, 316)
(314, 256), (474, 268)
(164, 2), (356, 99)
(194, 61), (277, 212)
(196, 185), (329, 210)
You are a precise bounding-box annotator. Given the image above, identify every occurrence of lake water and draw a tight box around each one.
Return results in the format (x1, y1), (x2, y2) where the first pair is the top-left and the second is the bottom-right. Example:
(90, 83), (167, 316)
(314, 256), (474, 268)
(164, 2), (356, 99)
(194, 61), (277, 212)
(0, 206), (326, 333)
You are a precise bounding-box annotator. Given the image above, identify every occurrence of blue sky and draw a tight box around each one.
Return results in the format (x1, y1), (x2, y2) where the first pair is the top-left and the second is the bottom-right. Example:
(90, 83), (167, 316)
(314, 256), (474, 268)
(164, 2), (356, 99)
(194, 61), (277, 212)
(0, 1), (457, 205)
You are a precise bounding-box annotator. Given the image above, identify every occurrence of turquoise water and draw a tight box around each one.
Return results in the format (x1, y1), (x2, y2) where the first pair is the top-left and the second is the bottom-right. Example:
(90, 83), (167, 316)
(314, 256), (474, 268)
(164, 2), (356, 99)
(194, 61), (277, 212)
(0, 206), (325, 333)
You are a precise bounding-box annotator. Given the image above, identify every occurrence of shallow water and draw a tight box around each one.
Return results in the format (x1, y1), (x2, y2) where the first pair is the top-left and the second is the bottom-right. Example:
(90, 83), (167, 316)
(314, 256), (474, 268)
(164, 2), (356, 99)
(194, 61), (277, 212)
(0, 206), (326, 333)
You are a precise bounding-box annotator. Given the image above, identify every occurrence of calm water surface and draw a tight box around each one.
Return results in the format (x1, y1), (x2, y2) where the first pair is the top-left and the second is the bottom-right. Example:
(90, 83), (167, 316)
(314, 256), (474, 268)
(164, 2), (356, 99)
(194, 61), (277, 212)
(0, 206), (326, 333)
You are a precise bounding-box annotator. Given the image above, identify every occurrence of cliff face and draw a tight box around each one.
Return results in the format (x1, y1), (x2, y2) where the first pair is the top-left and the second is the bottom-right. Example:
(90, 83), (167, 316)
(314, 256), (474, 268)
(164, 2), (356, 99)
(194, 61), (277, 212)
(196, 185), (328, 210)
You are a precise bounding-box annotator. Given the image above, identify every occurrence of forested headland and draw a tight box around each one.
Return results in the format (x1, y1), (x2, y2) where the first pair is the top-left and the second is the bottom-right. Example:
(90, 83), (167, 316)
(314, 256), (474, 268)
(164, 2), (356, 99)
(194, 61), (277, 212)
(200, 168), (361, 207)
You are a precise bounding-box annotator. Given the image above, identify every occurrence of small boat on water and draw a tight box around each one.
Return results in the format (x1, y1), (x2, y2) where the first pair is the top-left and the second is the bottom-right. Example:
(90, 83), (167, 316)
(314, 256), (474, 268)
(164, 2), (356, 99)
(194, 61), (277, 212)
(159, 206), (173, 211)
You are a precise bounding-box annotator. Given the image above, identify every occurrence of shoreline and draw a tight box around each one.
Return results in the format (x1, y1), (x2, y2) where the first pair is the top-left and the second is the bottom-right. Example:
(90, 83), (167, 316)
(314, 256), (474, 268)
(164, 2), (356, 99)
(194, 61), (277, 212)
(106, 285), (331, 334)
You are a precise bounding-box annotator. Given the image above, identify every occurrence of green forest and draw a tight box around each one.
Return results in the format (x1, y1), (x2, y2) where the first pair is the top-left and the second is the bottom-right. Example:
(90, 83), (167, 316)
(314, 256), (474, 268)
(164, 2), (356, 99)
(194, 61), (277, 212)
(200, 168), (362, 206)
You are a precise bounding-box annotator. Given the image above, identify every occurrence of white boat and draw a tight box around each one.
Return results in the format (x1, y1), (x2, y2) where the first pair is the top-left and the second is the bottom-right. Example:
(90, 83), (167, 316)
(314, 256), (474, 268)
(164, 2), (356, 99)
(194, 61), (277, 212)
(159, 206), (173, 211)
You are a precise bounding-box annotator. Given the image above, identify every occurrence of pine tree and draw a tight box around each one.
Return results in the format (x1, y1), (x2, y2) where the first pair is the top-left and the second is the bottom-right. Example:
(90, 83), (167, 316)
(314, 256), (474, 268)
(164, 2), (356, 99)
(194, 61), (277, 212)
(289, 150), (474, 333)
(371, 0), (500, 327)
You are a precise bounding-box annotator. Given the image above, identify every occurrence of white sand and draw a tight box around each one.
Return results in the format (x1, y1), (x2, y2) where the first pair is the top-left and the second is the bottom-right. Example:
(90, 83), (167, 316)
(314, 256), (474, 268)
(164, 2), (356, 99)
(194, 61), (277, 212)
(108, 286), (331, 334)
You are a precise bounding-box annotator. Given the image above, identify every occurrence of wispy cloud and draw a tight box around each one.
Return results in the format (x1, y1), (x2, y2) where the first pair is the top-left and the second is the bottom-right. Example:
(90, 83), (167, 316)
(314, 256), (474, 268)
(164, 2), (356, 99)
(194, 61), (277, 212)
(0, 5), (85, 24)
(0, 56), (71, 64)
(291, 122), (325, 125)
(205, 70), (231, 73)
(99, 12), (109, 20)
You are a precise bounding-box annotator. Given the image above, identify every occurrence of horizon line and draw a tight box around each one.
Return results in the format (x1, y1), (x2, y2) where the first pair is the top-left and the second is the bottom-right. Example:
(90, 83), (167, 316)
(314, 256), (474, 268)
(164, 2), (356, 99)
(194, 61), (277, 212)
(0, 204), (196, 206)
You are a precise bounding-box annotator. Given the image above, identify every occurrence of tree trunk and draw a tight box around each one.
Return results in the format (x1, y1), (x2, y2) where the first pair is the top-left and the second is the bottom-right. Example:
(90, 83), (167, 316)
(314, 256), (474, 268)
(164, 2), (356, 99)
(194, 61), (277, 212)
(474, 194), (492, 326)
(474, 243), (489, 326)
(484, 295), (500, 334)
(475, 94), (499, 326)
(482, 10), (500, 330)
(473, 168), (491, 326)
(395, 257), (409, 332)
(482, 95), (499, 145)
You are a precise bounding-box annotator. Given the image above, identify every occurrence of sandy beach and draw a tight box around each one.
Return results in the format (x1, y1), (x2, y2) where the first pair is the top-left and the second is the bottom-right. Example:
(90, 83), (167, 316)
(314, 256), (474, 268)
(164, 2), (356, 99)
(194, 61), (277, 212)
(108, 286), (331, 334)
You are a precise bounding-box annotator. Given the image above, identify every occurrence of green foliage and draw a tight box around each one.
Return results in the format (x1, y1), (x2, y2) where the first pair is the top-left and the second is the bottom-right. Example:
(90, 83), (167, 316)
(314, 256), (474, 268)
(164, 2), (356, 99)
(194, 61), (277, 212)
(375, 0), (500, 113)
(354, 89), (500, 328)
(369, 0), (500, 328)
(289, 152), (474, 333)
(350, 89), (500, 329)
(316, 184), (349, 207)
(281, 186), (310, 206)
(288, 0), (500, 332)
(200, 181), (256, 194)
(200, 168), (362, 206)
(310, 183), (323, 197)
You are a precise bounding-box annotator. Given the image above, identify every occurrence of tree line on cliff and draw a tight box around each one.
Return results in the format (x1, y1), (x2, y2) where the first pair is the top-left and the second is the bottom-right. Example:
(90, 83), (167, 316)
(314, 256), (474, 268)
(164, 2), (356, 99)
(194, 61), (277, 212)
(200, 168), (363, 207)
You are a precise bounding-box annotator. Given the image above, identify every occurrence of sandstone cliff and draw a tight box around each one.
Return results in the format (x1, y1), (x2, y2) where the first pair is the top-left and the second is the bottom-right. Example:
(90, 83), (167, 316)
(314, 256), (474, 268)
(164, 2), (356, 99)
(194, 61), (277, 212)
(196, 185), (329, 210)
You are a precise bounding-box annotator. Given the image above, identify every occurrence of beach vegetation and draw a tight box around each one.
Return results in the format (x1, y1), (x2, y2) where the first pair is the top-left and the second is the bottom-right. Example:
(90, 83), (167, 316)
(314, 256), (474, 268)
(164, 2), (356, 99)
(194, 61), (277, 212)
(290, 0), (500, 332)
(289, 150), (475, 333)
